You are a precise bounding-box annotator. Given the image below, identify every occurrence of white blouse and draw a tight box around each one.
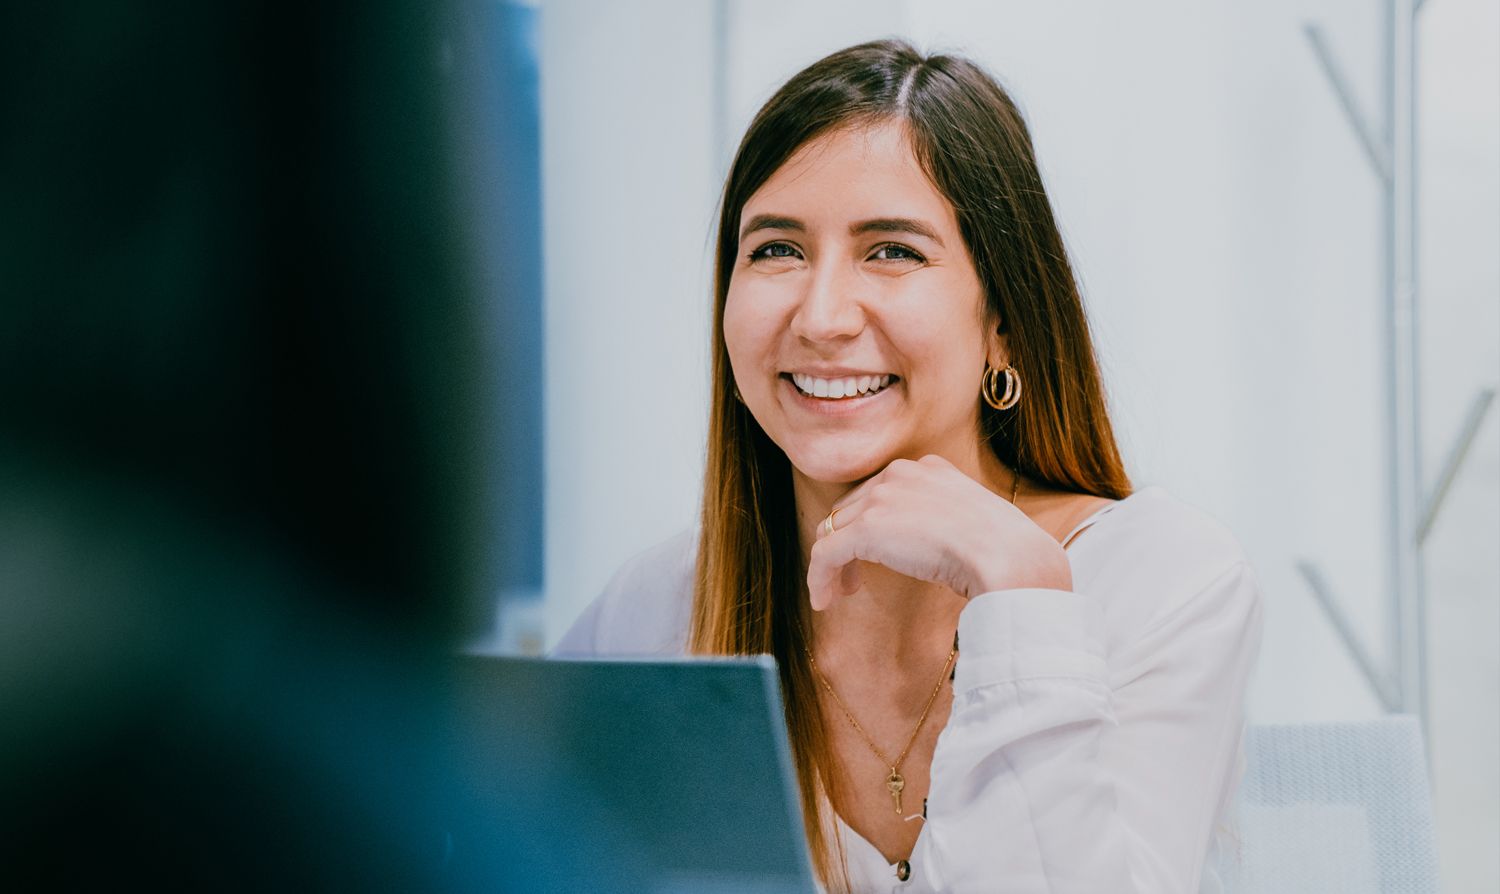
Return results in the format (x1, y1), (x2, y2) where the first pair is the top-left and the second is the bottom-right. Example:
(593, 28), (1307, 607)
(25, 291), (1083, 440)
(553, 486), (1264, 893)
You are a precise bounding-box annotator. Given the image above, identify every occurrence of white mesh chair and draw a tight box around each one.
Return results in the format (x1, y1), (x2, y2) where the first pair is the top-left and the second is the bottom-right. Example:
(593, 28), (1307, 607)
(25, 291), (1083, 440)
(1215, 716), (1440, 894)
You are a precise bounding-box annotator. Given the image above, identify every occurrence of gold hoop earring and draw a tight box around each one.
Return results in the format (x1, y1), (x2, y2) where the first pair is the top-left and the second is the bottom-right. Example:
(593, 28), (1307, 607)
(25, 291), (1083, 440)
(981, 363), (1022, 411)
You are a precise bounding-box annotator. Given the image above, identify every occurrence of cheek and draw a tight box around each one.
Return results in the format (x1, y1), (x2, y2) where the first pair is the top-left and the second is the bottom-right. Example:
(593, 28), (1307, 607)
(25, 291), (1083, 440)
(893, 314), (987, 397)
(721, 295), (749, 374)
(722, 289), (778, 377)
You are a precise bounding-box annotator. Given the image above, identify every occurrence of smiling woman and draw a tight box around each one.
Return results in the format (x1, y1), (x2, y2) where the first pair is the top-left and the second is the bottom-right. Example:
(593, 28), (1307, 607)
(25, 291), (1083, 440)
(725, 123), (999, 490)
(556, 39), (1262, 893)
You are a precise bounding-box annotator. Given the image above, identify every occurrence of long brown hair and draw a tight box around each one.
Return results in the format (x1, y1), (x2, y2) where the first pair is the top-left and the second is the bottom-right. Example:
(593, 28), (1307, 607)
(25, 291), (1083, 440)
(689, 39), (1131, 890)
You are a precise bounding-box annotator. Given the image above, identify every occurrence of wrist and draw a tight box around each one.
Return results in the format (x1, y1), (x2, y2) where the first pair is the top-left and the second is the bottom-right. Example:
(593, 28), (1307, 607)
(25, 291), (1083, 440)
(966, 543), (1072, 597)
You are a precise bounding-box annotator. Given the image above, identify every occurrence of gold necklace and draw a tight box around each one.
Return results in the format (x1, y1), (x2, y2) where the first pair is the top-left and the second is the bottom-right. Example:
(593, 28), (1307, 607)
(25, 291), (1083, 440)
(796, 465), (1021, 816)
(800, 629), (956, 816)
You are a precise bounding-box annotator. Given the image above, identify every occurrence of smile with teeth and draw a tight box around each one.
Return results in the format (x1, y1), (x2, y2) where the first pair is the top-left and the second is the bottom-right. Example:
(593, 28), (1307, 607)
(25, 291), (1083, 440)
(789, 372), (896, 400)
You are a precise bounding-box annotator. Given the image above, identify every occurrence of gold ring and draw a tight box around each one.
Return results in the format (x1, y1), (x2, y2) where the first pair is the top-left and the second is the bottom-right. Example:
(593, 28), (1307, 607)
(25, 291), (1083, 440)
(823, 508), (842, 537)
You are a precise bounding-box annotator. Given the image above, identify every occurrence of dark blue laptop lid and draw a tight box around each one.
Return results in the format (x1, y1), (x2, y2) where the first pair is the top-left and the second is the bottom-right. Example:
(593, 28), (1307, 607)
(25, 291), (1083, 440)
(444, 654), (817, 894)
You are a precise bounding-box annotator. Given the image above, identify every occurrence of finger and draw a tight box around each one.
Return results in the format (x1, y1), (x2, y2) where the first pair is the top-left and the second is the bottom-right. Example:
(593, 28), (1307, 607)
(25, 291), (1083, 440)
(817, 459), (917, 543)
(829, 478), (877, 515)
(815, 499), (866, 543)
(807, 536), (833, 610)
(827, 456), (918, 514)
(807, 531), (864, 611)
(916, 453), (957, 471)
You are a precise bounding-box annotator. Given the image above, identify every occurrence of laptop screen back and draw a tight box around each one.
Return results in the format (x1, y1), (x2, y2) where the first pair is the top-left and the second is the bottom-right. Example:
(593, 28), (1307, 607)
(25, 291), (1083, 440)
(445, 655), (817, 894)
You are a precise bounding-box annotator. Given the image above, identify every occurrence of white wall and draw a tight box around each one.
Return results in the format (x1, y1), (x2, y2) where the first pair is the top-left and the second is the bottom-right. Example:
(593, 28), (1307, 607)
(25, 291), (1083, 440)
(539, 0), (719, 641)
(1412, 0), (1500, 886)
(537, 0), (1497, 886)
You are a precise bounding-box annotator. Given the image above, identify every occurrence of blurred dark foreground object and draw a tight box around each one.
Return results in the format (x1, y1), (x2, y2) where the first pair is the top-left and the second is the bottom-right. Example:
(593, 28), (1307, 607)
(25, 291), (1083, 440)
(0, 2), (515, 889)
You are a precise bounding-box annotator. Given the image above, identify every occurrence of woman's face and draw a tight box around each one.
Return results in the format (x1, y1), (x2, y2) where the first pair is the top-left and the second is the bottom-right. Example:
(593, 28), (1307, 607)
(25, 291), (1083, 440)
(724, 122), (1002, 485)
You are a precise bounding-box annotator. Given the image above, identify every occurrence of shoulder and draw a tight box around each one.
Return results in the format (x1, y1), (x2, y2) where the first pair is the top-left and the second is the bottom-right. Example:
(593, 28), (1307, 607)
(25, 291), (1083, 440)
(1069, 486), (1260, 632)
(551, 527), (698, 657)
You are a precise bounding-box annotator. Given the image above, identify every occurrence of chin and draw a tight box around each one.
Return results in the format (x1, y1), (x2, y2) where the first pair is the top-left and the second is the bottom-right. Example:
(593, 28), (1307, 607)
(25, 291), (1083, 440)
(781, 442), (895, 485)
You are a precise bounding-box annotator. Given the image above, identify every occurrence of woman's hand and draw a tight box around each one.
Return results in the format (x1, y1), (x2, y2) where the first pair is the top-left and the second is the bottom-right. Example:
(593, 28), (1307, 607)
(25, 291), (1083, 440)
(806, 454), (1072, 611)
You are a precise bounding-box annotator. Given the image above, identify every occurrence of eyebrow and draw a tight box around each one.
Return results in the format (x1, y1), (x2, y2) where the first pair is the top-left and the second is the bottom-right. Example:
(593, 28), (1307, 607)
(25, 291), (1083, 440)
(739, 214), (804, 243)
(738, 214), (945, 247)
(851, 217), (944, 246)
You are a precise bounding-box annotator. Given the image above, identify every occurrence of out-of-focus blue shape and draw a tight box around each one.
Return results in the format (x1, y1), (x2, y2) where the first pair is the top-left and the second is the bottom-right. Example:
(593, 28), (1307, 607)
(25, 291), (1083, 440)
(453, 0), (544, 626)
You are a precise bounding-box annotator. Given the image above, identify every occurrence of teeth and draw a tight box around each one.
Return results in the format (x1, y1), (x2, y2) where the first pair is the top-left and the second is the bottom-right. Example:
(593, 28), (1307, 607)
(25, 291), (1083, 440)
(790, 373), (895, 399)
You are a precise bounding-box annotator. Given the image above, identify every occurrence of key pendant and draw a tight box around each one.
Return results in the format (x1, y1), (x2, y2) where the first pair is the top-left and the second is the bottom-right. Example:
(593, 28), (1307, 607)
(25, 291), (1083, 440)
(886, 769), (906, 815)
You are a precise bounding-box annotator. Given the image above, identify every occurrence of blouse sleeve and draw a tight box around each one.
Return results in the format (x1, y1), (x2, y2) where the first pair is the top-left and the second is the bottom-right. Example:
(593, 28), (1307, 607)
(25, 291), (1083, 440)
(914, 560), (1263, 893)
(549, 529), (698, 658)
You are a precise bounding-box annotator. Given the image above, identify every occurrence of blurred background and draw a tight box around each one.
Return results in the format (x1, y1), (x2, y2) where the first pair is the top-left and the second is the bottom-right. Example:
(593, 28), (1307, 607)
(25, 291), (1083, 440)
(2, 0), (1493, 889)
(481, 0), (1497, 889)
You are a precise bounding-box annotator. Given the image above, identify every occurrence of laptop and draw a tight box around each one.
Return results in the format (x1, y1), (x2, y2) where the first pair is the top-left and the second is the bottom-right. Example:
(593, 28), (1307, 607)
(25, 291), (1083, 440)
(444, 654), (819, 894)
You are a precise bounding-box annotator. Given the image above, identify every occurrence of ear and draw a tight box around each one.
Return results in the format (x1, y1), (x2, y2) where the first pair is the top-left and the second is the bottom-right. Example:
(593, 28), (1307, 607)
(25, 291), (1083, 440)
(984, 315), (1010, 369)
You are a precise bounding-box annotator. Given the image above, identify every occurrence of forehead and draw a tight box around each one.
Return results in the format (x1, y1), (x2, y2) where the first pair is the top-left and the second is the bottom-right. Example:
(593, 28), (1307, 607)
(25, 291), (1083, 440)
(740, 122), (958, 234)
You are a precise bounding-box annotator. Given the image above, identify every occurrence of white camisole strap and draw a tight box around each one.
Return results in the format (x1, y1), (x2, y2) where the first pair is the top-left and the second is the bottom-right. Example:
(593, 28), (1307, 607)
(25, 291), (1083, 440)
(1060, 500), (1122, 550)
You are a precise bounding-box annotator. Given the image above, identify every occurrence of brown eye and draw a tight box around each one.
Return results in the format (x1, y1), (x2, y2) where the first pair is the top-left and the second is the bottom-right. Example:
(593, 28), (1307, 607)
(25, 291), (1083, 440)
(871, 243), (925, 262)
(749, 242), (801, 261)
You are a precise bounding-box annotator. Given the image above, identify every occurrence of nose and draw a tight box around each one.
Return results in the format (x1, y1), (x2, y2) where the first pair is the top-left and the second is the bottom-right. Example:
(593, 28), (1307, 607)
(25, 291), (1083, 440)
(789, 260), (865, 345)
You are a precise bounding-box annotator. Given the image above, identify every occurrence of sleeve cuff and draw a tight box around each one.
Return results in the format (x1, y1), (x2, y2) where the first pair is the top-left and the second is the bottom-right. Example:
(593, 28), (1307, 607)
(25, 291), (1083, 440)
(953, 588), (1109, 693)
